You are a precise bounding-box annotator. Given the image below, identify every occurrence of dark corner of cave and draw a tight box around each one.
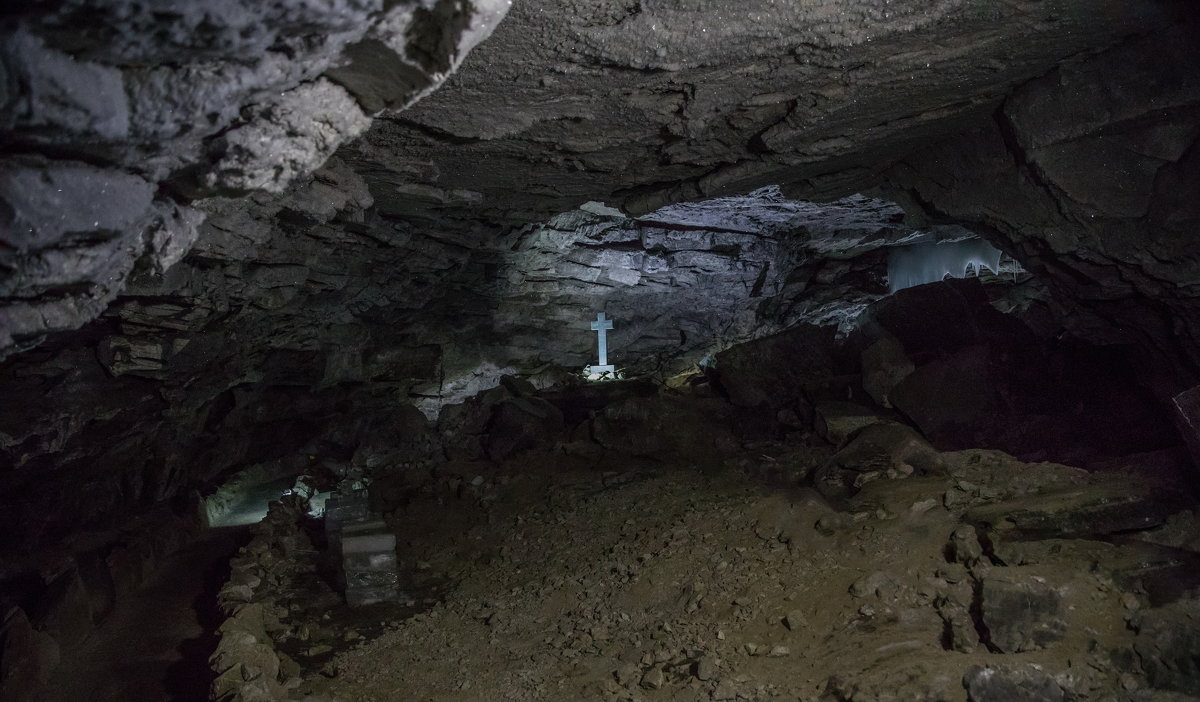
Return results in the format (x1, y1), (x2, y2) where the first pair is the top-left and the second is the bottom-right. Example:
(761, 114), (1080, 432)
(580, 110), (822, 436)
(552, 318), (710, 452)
(4, 1), (1200, 701)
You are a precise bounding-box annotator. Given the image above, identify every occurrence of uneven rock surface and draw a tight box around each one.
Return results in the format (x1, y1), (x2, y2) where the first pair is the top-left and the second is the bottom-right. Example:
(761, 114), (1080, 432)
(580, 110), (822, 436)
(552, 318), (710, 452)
(246, 419), (1198, 702)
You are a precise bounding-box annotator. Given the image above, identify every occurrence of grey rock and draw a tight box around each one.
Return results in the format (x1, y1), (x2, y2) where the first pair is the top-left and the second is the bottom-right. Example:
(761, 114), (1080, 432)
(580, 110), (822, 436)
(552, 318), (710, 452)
(639, 667), (664, 690)
(815, 423), (942, 498)
(813, 402), (893, 449)
(1132, 595), (1200, 696)
(1, 31), (129, 140)
(965, 482), (1177, 540)
(950, 525), (984, 567)
(979, 572), (1067, 653)
(861, 334), (914, 409)
(963, 665), (1065, 702)
(204, 80), (371, 194)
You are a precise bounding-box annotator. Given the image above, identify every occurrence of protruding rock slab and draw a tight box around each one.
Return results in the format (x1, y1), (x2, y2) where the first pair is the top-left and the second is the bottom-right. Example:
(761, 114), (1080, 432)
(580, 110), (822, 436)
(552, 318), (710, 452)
(964, 482), (1177, 539)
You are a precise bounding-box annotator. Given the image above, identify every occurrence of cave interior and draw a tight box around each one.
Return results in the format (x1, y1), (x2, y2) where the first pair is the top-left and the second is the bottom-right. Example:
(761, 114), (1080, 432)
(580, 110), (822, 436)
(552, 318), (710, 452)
(3, 1), (1200, 701)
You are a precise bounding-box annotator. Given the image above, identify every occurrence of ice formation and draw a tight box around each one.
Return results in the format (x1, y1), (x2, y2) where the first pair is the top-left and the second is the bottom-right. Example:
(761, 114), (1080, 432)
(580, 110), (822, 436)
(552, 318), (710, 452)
(887, 238), (1004, 293)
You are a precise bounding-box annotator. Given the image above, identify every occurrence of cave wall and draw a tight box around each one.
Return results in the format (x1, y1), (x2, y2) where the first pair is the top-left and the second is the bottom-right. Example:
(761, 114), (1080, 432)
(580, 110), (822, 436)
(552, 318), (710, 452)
(1, 0), (510, 360)
(882, 26), (1200, 392)
(2, 174), (948, 551)
(3, 0), (1199, 553)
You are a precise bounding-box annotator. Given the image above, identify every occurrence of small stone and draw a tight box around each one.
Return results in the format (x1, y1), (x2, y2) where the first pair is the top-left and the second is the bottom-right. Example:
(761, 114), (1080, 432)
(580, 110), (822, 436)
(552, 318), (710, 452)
(937, 563), (969, 584)
(713, 680), (738, 700)
(695, 656), (717, 680)
(744, 643), (759, 656)
(783, 609), (806, 631)
(1121, 593), (1141, 611)
(951, 525), (984, 566)
(640, 667), (664, 690)
(615, 662), (639, 685)
(768, 645), (790, 657)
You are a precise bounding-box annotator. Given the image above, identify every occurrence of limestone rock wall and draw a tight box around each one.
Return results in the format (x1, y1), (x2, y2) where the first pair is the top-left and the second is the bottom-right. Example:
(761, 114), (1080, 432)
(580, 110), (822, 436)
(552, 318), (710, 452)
(883, 25), (1200, 391)
(0, 0), (510, 359)
(5, 174), (978, 551)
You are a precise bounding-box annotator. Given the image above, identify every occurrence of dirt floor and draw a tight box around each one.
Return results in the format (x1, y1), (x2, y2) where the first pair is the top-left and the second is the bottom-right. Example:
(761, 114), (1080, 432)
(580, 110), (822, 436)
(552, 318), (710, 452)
(262, 443), (1200, 702)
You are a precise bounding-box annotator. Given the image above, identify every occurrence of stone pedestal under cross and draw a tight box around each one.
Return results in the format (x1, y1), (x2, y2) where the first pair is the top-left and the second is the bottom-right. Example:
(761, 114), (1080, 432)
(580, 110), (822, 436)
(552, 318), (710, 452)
(590, 312), (615, 374)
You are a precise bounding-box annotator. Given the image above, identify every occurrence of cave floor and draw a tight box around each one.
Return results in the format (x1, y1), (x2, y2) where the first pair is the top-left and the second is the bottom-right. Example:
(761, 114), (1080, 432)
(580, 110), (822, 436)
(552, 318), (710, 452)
(39, 526), (248, 702)
(280, 447), (1197, 701)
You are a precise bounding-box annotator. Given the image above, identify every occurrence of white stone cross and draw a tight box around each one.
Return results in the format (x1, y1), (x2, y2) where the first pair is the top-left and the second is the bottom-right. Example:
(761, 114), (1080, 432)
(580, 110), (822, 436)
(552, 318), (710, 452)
(590, 312), (615, 373)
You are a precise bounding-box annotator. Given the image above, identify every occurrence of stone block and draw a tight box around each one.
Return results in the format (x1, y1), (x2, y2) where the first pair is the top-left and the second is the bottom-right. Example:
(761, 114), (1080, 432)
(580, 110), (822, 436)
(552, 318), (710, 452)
(342, 519), (387, 536)
(324, 493), (369, 526)
(965, 481), (1175, 539)
(342, 532), (395, 554)
(345, 587), (400, 608)
(343, 551), (397, 572)
(345, 570), (400, 590)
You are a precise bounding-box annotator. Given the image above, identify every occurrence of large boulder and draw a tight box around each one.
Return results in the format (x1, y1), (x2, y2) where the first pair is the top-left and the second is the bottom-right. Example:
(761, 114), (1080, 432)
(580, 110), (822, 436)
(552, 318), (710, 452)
(814, 423), (943, 498)
(711, 324), (839, 410)
(438, 377), (565, 462)
(592, 394), (739, 465)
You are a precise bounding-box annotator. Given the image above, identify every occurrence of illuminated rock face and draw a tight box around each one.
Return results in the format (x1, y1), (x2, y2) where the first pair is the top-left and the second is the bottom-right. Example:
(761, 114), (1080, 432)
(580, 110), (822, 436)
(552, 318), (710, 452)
(1, 0), (1199, 546)
(0, 0), (511, 359)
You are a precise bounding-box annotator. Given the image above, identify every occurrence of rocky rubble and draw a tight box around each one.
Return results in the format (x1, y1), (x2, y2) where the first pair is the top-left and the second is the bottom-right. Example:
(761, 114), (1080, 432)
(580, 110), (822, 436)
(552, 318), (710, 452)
(293, 415), (1198, 701)
(211, 496), (317, 702)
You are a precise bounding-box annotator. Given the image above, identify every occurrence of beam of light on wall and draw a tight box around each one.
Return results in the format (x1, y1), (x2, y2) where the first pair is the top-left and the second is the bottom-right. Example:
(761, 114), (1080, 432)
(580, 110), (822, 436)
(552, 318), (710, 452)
(887, 239), (1004, 293)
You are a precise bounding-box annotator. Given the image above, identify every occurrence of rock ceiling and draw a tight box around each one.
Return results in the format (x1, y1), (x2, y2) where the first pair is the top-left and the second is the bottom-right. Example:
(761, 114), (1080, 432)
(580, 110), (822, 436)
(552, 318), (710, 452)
(1, 0), (1199, 545)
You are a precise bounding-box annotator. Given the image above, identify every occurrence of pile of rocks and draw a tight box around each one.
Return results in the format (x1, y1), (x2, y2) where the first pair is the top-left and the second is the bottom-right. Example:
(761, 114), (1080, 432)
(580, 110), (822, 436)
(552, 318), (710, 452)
(211, 496), (316, 702)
